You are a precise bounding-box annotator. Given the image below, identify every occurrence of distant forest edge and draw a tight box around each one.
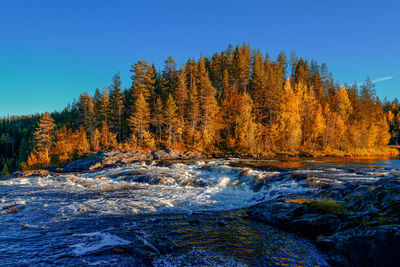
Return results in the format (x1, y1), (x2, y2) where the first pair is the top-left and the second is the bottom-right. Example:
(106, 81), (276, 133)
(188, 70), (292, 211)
(1, 44), (399, 176)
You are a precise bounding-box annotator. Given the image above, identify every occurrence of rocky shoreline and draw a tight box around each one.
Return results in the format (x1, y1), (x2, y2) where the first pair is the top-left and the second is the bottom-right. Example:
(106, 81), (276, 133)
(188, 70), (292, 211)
(246, 174), (400, 266)
(11, 149), (205, 177)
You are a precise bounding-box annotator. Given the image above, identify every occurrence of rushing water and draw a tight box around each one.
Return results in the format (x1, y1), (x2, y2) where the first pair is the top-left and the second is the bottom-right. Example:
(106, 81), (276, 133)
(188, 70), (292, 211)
(1, 157), (399, 266)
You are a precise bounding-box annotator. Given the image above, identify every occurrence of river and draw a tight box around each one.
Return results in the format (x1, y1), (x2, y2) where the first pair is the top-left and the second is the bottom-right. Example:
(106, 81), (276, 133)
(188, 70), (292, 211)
(1, 157), (399, 266)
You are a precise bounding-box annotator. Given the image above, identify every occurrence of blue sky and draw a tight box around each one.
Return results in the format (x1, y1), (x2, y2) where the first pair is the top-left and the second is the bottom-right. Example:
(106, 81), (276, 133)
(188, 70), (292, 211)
(0, 0), (399, 116)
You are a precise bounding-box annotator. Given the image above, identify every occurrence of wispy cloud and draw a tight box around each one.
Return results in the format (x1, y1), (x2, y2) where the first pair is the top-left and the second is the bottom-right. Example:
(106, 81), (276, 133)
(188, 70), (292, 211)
(372, 76), (393, 83)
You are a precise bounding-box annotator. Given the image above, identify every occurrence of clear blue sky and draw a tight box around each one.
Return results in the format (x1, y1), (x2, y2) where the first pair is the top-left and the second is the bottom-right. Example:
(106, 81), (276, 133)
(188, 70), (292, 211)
(1, 0), (399, 116)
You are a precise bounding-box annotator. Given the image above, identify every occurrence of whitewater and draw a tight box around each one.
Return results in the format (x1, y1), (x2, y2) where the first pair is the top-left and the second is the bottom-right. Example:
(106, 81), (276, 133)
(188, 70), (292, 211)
(1, 157), (399, 266)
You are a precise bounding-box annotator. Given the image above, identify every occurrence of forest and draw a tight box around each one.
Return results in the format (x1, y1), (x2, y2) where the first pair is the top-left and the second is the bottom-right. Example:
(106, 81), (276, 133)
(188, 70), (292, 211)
(0, 44), (398, 176)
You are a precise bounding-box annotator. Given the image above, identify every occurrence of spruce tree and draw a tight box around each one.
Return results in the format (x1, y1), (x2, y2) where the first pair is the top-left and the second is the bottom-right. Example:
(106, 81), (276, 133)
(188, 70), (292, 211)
(109, 73), (125, 141)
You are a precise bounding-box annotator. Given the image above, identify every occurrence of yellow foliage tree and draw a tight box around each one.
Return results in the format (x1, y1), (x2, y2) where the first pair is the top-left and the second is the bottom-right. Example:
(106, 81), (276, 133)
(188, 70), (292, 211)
(275, 80), (302, 151)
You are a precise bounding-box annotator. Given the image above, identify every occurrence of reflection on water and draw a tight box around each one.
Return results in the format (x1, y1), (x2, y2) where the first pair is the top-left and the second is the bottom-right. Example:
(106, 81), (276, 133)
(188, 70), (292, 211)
(152, 211), (328, 266)
(235, 156), (400, 169)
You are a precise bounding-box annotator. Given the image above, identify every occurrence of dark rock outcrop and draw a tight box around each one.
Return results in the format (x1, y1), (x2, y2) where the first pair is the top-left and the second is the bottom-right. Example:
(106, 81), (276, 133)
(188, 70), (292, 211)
(247, 198), (348, 239)
(247, 176), (400, 266)
(316, 225), (400, 266)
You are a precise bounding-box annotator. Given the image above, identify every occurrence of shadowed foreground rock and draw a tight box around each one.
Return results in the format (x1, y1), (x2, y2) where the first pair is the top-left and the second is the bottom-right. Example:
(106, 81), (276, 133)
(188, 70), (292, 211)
(316, 225), (400, 266)
(247, 176), (400, 266)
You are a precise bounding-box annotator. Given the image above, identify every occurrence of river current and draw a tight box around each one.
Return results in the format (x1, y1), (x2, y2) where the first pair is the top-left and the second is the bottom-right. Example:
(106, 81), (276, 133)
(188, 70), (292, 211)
(1, 157), (399, 266)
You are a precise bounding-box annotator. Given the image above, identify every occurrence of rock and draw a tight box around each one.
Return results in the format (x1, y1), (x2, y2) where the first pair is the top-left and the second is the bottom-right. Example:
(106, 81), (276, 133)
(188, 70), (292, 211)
(11, 169), (50, 178)
(61, 150), (205, 173)
(247, 198), (350, 239)
(179, 150), (204, 160)
(62, 150), (153, 172)
(0, 205), (25, 215)
(246, 176), (400, 266)
(316, 225), (400, 266)
(152, 149), (181, 160)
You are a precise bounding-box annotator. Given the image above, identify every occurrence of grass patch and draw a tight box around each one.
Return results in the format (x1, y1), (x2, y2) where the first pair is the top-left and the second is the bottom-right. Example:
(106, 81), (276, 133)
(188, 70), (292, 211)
(309, 198), (349, 215)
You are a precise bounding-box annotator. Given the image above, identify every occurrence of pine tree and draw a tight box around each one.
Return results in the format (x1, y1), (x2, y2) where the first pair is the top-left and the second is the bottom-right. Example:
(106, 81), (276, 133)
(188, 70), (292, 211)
(163, 56), (179, 97)
(174, 70), (188, 120)
(187, 80), (200, 147)
(152, 97), (164, 143)
(109, 73), (125, 141)
(78, 92), (95, 136)
(232, 44), (252, 92)
(277, 50), (287, 77)
(50, 126), (73, 165)
(164, 94), (178, 148)
(91, 128), (101, 152)
(130, 61), (155, 102)
(33, 112), (56, 152)
(128, 93), (150, 147)
(95, 87), (110, 126)
(100, 121), (117, 150)
(276, 80), (302, 151)
(71, 126), (90, 159)
(1, 163), (10, 177)
(197, 59), (219, 149)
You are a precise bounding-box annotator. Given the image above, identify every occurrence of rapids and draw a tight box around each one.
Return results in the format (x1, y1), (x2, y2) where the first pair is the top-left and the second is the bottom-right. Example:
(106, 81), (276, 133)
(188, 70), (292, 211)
(1, 157), (399, 266)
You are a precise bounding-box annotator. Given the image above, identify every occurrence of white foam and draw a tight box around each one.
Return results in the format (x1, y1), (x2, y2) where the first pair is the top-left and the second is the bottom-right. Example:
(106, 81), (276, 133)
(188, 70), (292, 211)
(70, 232), (130, 256)
(0, 160), (326, 216)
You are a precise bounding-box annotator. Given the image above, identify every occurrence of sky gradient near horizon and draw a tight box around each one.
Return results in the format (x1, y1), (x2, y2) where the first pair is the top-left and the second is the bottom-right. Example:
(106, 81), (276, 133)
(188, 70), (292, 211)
(1, 0), (399, 116)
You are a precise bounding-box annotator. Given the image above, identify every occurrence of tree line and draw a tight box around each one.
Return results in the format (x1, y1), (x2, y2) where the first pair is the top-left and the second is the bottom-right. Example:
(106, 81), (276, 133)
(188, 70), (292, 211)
(0, 44), (394, 175)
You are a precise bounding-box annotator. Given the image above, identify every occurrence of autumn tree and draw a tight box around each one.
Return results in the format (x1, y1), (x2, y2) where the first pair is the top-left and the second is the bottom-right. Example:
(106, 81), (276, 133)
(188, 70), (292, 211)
(94, 87), (110, 127)
(187, 80), (201, 148)
(275, 80), (302, 151)
(100, 121), (117, 150)
(152, 97), (164, 144)
(197, 59), (219, 150)
(128, 93), (150, 147)
(25, 113), (56, 169)
(164, 94), (178, 148)
(130, 61), (155, 103)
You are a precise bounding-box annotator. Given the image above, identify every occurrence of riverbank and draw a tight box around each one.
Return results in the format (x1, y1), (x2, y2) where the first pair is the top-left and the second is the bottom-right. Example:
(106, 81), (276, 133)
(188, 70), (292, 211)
(10, 147), (399, 178)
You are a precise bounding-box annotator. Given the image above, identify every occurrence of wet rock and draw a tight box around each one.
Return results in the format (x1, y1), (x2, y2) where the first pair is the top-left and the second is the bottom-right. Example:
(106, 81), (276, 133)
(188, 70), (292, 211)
(152, 149), (205, 160)
(60, 149), (205, 172)
(247, 199), (345, 238)
(247, 175), (400, 266)
(11, 169), (50, 178)
(152, 149), (181, 160)
(179, 150), (205, 160)
(62, 150), (153, 172)
(316, 225), (400, 266)
(0, 205), (25, 215)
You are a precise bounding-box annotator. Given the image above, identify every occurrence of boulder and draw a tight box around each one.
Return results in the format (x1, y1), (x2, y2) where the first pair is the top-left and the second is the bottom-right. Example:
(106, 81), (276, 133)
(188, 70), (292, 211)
(152, 149), (205, 160)
(247, 199), (346, 238)
(316, 225), (400, 266)
(152, 149), (181, 160)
